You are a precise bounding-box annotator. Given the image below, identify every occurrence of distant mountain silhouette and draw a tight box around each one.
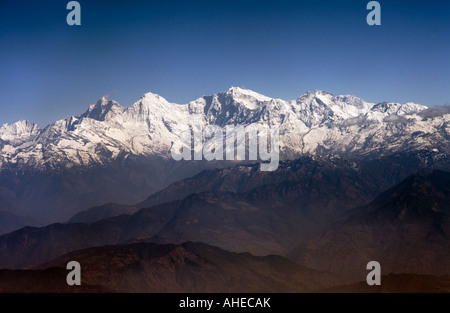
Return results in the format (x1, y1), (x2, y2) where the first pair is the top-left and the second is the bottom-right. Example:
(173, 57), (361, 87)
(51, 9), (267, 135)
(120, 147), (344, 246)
(69, 152), (448, 224)
(295, 170), (450, 279)
(1, 170), (449, 282)
(0, 156), (398, 269)
(1, 241), (345, 293)
(0, 211), (36, 236)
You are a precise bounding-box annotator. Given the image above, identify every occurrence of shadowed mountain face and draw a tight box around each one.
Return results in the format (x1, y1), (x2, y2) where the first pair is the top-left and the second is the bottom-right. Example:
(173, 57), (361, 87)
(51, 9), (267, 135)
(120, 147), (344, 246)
(1, 242), (344, 293)
(0, 169), (373, 269)
(1, 169), (449, 282)
(0, 156), (214, 224)
(295, 170), (450, 279)
(0, 211), (36, 236)
(3, 249), (448, 293)
(0, 155), (407, 269)
(152, 177), (372, 255)
(70, 152), (450, 224)
(0, 201), (180, 269)
(70, 156), (378, 224)
(68, 203), (139, 224)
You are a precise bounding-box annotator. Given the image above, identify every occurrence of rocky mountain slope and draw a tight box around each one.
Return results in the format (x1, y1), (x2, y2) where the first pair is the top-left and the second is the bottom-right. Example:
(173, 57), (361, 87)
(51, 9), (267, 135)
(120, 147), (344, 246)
(1, 170), (448, 280)
(295, 170), (450, 279)
(35, 241), (342, 293)
(0, 154), (429, 269)
(69, 151), (450, 223)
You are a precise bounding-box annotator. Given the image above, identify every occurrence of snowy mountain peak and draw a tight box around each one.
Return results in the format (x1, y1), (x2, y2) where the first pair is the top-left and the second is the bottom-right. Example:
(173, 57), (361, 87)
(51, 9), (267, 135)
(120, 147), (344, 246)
(299, 90), (334, 101)
(123, 92), (185, 129)
(141, 92), (167, 101)
(135, 92), (173, 110)
(0, 120), (41, 144)
(398, 102), (428, 115)
(306, 90), (334, 96)
(371, 101), (427, 115)
(226, 87), (273, 103)
(82, 97), (122, 121)
(0, 87), (447, 170)
(334, 95), (370, 109)
(296, 90), (335, 109)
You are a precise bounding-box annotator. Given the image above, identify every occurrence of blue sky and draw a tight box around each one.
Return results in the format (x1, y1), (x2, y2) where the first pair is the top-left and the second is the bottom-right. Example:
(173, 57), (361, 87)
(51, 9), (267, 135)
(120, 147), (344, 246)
(0, 0), (449, 126)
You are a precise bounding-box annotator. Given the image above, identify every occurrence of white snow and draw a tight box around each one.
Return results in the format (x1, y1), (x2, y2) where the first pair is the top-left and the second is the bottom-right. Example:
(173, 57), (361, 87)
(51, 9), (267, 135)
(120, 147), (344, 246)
(0, 87), (448, 170)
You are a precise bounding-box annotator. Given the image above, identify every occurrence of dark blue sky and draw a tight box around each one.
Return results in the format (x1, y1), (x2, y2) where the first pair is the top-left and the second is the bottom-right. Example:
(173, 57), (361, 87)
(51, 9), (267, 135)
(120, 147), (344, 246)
(0, 0), (449, 126)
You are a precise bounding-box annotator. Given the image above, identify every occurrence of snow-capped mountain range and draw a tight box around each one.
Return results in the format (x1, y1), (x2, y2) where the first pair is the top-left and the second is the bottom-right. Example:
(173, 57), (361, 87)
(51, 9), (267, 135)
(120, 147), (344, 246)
(1, 87), (449, 170)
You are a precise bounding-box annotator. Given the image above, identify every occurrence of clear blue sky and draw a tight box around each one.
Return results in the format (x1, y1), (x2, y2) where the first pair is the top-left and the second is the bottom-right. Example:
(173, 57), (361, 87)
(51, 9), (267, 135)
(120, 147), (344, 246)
(0, 0), (449, 126)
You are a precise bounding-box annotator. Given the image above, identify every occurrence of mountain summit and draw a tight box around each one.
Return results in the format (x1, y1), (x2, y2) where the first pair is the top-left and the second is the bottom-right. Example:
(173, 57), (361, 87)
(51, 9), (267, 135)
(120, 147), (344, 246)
(0, 88), (448, 171)
(81, 96), (121, 121)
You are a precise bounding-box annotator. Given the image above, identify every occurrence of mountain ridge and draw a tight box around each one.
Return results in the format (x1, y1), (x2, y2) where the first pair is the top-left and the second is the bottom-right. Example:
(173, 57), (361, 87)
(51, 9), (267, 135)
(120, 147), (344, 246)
(1, 87), (447, 172)
(0, 241), (346, 293)
(1, 88), (449, 224)
(294, 170), (450, 279)
(1, 168), (449, 277)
